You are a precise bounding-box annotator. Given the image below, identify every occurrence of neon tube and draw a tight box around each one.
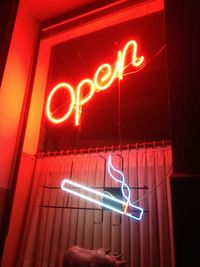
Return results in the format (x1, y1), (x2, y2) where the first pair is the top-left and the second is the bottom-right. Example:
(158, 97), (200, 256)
(61, 179), (143, 221)
(46, 39), (144, 126)
(75, 79), (95, 126)
(108, 155), (131, 213)
(46, 83), (75, 124)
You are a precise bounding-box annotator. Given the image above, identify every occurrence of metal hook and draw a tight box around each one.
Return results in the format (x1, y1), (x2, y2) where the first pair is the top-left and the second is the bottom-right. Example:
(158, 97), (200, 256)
(162, 140), (165, 148)
(153, 141), (156, 148)
(143, 142), (146, 149)
(136, 143), (138, 150)
(116, 154), (124, 171)
(99, 154), (107, 189)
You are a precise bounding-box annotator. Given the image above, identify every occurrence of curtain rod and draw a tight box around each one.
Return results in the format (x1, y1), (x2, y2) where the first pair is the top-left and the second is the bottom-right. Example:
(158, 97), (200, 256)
(36, 140), (171, 158)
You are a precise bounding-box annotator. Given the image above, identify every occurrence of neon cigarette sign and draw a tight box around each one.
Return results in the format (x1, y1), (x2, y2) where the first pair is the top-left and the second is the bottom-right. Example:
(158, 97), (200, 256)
(46, 40), (144, 126)
(61, 155), (143, 220)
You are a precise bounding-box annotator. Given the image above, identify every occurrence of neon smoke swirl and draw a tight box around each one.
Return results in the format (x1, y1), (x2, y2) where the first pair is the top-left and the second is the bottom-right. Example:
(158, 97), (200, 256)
(107, 155), (131, 214)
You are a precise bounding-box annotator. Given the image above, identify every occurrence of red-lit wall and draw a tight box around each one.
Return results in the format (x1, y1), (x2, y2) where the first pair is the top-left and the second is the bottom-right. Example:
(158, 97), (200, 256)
(0, 3), (39, 266)
(2, 153), (36, 267)
(0, 2), (38, 190)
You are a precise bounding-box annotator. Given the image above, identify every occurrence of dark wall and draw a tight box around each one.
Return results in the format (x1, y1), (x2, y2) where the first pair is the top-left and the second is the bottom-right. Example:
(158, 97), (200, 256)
(0, 0), (19, 85)
(165, 0), (200, 174)
(42, 12), (170, 151)
(165, 1), (200, 266)
(171, 177), (200, 267)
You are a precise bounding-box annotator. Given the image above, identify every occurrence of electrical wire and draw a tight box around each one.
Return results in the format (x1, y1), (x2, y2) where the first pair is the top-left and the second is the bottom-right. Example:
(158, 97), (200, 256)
(123, 44), (166, 77)
(118, 77), (122, 146)
(48, 44), (166, 116)
(132, 163), (173, 205)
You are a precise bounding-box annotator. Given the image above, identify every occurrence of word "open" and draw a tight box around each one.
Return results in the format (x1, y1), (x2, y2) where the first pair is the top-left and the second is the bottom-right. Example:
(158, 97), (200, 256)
(46, 40), (144, 126)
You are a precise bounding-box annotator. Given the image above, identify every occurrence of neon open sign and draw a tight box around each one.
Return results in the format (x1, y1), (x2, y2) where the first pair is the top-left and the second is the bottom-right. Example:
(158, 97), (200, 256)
(46, 40), (144, 126)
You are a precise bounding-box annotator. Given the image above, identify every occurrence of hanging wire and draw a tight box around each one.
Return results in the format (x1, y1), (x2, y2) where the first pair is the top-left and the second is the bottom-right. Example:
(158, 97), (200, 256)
(118, 77), (122, 146)
(132, 163), (173, 205)
(48, 44), (166, 117)
(123, 44), (166, 77)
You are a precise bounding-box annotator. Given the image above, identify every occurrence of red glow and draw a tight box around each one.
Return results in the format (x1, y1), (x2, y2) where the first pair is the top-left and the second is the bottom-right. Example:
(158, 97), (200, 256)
(46, 40), (144, 126)
(75, 79), (95, 126)
(118, 40), (144, 79)
(46, 83), (75, 124)
(94, 62), (118, 91)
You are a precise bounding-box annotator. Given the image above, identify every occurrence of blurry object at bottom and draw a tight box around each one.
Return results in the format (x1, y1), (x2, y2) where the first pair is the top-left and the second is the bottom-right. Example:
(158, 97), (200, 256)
(63, 246), (128, 267)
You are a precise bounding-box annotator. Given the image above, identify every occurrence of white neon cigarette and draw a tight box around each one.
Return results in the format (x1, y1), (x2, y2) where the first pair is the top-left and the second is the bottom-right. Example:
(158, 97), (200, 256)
(61, 179), (143, 221)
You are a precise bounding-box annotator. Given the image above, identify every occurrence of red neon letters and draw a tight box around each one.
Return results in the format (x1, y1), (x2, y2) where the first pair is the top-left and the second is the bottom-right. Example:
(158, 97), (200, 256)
(46, 40), (144, 126)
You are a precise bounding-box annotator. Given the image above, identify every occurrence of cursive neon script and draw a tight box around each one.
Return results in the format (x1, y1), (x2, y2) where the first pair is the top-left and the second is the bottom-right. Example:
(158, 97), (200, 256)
(46, 40), (144, 126)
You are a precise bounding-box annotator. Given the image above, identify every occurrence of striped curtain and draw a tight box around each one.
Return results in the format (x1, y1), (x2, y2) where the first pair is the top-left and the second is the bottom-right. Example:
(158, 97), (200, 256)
(17, 144), (174, 267)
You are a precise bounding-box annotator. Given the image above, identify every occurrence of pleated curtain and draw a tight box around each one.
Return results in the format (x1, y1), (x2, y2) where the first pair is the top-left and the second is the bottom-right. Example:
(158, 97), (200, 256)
(17, 144), (174, 267)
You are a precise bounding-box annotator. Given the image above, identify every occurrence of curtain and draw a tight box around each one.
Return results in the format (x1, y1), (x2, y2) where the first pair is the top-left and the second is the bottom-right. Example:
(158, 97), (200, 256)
(16, 144), (174, 267)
